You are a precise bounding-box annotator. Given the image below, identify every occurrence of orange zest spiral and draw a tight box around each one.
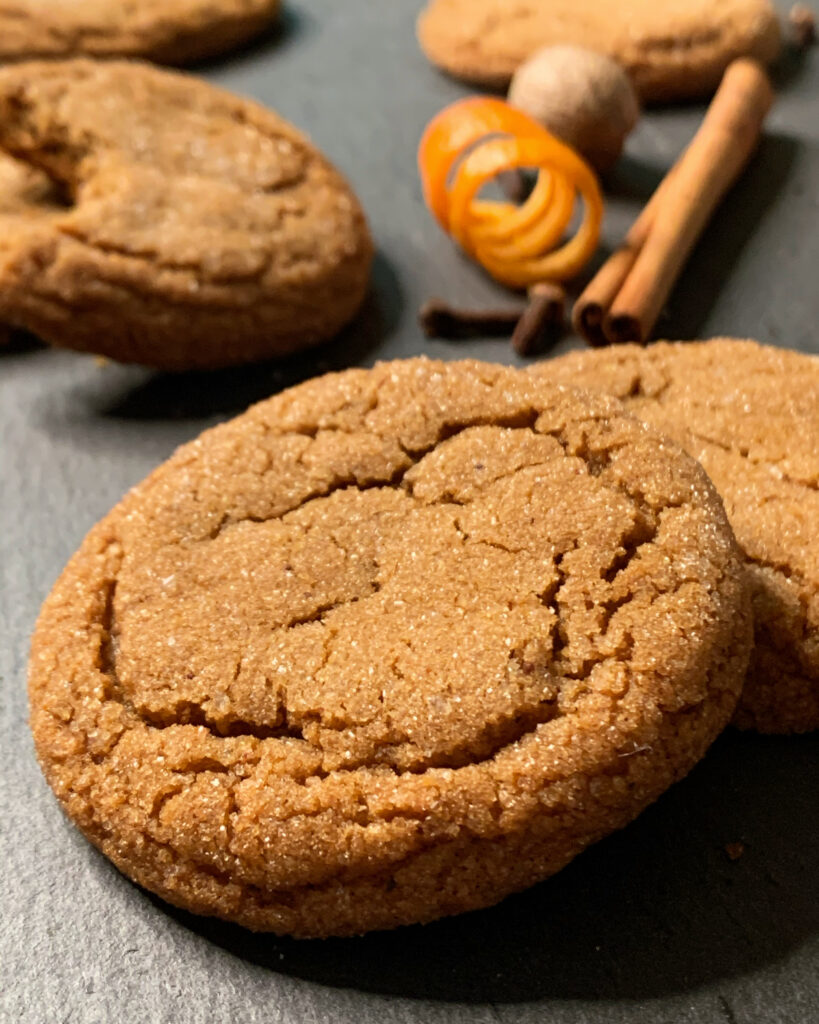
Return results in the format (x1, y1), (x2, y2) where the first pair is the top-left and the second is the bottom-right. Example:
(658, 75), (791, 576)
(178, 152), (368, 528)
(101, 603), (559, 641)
(418, 97), (604, 289)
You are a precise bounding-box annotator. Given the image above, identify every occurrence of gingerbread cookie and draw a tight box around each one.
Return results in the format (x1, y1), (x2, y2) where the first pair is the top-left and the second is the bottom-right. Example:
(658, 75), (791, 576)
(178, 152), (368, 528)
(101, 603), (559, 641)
(30, 359), (751, 936)
(0, 60), (372, 369)
(0, 0), (280, 65)
(0, 151), (61, 348)
(417, 0), (781, 101)
(532, 339), (819, 734)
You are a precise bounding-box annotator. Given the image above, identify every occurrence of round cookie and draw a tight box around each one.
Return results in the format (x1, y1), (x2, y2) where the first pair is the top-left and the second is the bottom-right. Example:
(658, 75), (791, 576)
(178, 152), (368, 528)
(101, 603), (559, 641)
(30, 359), (752, 937)
(0, 60), (372, 370)
(417, 0), (781, 102)
(0, 0), (280, 66)
(532, 339), (819, 734)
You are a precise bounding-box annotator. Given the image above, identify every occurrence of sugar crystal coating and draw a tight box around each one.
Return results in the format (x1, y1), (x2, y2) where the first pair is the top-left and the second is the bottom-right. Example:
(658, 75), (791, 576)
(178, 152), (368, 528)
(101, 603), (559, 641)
(418, 0), (780, 101)
(29, 359), (752, 936)
(0, 0), (281, 65)
(0, 60), (372, 369)
(533, 339), (819, 734)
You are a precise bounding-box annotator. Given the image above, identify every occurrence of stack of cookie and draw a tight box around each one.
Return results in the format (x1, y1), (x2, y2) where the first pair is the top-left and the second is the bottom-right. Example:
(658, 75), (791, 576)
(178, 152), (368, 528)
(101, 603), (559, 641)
(28, 341), (818, 937)
(531, 338), (819, 736)
(11, 0), (815, 944)
(0, 0), (786, 367)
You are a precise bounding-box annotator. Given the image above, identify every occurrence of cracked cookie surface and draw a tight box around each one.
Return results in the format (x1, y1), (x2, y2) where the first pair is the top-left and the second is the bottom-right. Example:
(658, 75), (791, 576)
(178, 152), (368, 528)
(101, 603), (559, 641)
(0, 0), (280, 65)
(532, 339), (819, 734)
(417, 0), (780, 101)
(0, 60), (372, 369)
(29, 359), (751, 936)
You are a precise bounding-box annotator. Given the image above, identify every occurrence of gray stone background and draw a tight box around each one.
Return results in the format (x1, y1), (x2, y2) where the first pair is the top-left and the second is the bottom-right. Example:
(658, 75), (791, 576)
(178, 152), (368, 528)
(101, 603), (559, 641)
(1, 2), (817, 1022)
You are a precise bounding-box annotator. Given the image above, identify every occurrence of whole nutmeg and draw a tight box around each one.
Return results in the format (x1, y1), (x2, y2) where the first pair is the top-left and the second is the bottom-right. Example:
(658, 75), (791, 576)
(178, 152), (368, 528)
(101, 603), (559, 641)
(508, 45), (640, 173)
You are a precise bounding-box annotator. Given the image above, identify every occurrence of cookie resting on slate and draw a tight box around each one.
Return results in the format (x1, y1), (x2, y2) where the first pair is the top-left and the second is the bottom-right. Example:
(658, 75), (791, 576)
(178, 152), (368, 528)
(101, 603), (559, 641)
(29, 359), (752, 937)
(532, 339), (819, 735)
(0, 60), (372, 370)
(417, 0), (781, 101)
(0, 0), (281, 65)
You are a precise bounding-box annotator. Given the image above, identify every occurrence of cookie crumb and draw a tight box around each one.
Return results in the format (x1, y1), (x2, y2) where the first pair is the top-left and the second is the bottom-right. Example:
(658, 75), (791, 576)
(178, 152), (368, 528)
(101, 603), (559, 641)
(724, 841), (745, 861)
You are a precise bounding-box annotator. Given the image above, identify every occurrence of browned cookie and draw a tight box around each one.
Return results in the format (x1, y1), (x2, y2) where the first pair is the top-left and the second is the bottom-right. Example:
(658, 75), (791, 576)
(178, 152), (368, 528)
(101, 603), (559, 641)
(0, 60), (372, 370)
(532, 339), (819, 734)
(0, 152), (62, 349)
(417, 0), (781, 101)
(0, 1), (280, 65)
(30, 359), (751, 937)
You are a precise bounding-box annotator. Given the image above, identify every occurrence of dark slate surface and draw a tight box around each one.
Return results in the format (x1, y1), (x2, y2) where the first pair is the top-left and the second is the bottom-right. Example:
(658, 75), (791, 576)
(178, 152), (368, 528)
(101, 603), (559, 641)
(1, 2), (817, 1022)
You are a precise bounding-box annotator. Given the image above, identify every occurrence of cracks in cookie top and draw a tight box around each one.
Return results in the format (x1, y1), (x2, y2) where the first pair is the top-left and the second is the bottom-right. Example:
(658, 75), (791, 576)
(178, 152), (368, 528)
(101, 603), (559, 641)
(62, 362), (737, 774)
(28, 360), (751, 933)
(535, 338), (819, 735)
(0, 60), (317, 277)
(0, 59), (373, 368)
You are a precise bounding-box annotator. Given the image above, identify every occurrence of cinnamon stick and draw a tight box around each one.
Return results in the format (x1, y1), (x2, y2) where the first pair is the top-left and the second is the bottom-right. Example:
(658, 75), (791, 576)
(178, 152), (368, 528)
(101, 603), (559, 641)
(602, 59), (772, 345)
(572, 167), (678, 346)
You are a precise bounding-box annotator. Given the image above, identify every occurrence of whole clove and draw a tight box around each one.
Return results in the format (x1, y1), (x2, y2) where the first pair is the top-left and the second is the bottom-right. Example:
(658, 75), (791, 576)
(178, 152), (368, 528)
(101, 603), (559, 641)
(511, 281), (567, 356)
(419, 298), (524, 340)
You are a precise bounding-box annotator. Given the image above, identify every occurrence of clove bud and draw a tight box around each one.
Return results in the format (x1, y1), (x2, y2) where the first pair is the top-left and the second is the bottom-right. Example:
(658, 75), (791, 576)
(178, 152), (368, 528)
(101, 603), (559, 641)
(419, 299), (524, 340)
(511, 282), (567, 356)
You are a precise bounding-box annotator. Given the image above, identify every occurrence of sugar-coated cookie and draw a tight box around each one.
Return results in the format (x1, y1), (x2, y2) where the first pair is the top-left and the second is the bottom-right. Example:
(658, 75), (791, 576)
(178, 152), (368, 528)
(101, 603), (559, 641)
(0, 60), (372, 369)
(30, 359), (751, 936)
(417, 0), (781, 101)
(532, 339), (819, 734)
(0, 0), (280, 65)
